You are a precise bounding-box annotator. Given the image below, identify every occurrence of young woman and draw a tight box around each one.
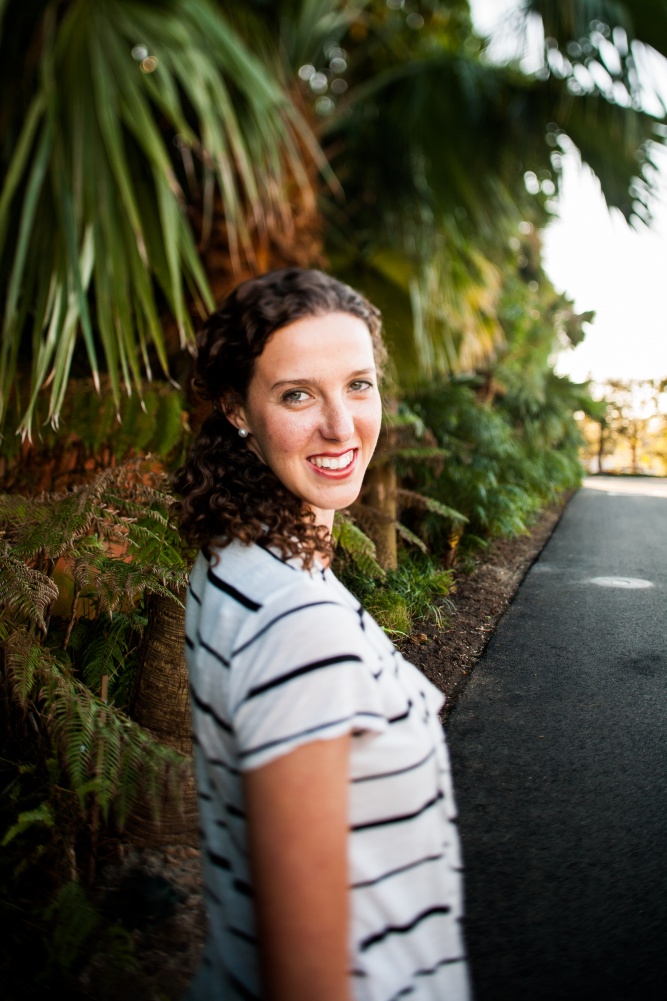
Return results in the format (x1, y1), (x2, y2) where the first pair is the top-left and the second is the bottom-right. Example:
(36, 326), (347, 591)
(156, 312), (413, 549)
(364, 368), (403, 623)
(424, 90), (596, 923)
(173, 268), (470, 1001)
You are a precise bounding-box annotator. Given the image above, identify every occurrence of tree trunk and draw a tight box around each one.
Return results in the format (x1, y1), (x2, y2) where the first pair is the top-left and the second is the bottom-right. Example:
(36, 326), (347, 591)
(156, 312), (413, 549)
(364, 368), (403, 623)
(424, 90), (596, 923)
(126, 590), (199, 846)
(364, 463), (398, 570)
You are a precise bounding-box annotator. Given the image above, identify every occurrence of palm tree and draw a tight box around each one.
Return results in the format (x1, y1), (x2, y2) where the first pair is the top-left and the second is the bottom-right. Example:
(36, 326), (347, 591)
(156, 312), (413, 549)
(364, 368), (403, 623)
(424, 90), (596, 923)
(290, 0), (667, 385)
(2, 1), (665, 436)
(0, 0), (324, 438)
(264, 0), (666, 562)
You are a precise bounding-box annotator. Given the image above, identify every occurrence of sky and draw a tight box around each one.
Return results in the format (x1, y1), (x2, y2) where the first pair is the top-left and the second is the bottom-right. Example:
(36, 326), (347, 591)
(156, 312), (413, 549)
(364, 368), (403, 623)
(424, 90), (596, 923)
(468, 0), (667, 387)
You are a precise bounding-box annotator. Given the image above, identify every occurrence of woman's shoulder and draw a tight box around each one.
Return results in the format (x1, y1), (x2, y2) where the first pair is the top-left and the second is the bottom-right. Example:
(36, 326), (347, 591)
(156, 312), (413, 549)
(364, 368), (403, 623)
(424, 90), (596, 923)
(202, 538), (340, 613)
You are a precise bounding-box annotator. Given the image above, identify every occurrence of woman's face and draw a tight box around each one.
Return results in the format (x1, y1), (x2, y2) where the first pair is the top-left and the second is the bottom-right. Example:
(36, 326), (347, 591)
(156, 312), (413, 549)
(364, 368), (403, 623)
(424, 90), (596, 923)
(231, 311), (382, 531)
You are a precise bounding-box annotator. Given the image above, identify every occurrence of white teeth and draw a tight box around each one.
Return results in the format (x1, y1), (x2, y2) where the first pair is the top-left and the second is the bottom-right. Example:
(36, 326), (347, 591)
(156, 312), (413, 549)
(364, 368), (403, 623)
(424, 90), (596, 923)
(310, 450), (354, 470)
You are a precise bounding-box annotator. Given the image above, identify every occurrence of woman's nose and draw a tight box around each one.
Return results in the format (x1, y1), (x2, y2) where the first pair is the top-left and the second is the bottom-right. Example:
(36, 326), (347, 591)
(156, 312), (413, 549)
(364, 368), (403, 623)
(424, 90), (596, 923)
(321, 399), (354, 441)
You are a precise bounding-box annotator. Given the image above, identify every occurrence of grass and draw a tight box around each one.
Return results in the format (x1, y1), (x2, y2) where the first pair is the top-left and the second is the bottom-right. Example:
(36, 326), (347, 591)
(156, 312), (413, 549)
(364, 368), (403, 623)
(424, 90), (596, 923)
(339, 554), (456, 636)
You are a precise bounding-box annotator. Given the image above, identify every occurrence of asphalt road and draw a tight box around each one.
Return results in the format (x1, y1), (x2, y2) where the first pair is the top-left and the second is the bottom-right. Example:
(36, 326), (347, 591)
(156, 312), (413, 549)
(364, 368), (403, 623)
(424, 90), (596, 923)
(446, 477), (667, 1001)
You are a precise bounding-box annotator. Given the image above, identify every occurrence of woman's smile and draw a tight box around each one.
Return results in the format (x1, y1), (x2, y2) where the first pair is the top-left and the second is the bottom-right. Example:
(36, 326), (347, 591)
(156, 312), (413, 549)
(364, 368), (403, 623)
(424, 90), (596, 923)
(307, 448), (357, 474)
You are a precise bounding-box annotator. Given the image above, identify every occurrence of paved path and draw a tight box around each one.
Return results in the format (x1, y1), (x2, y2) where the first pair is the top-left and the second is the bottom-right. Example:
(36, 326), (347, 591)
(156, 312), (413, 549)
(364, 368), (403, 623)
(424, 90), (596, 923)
(446, 477), (667, 1001)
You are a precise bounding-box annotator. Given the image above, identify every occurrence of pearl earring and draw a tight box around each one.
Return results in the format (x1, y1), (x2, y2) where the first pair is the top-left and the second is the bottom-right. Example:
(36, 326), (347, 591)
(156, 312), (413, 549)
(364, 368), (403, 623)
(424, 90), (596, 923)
(238, 427), (249, 438)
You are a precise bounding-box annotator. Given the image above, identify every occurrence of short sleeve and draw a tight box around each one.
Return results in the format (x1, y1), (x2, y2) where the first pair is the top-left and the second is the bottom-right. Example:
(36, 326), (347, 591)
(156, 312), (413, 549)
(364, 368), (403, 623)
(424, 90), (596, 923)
(229, 595), (389, 771)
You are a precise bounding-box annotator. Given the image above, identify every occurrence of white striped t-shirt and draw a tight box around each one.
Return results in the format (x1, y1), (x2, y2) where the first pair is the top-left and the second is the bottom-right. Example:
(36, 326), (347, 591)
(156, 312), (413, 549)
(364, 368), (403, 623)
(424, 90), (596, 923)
(184, 540), (470, 1001)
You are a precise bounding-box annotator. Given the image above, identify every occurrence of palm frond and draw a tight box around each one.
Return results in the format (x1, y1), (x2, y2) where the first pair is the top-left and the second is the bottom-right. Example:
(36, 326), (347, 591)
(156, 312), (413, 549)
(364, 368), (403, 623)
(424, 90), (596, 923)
(0, 0), (323, 436)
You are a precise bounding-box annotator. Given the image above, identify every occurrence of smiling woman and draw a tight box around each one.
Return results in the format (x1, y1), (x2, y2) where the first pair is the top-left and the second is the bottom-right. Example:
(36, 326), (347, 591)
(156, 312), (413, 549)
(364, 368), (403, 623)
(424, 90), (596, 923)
(171, 269), (470, 1001)
(226, 311), (382, 531)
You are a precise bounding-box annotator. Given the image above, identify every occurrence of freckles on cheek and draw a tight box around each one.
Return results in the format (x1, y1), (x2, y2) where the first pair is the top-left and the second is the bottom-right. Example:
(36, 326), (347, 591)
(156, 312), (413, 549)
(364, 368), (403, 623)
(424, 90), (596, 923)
(257, 412), (311, 459)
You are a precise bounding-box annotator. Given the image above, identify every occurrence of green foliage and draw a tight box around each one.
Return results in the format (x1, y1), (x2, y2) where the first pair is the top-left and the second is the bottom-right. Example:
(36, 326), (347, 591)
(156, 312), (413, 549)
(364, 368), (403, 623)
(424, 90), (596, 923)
(0, 0), (322, 436)
(332, 511), (384, 579)
(408, 375), (584, 549)
(0, 457), (196, 997)
(339, 553), (455, 634)
(363, 591), (413, 636)
(43, 880), (100, 976)
(0, 461), (193, 831)
(288, 0), (667, 387)
(1, 380), (187, 468)
(1, 802), (55, 848)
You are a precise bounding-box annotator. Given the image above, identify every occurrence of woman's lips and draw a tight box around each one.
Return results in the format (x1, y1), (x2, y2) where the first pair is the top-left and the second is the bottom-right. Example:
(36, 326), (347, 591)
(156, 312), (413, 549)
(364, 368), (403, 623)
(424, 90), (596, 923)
(307, 448), (357, 478)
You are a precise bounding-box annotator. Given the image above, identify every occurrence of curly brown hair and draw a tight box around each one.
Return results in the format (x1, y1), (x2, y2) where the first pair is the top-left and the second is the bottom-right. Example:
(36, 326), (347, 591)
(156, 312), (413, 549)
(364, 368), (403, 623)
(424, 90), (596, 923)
(172, 268), (385, 567)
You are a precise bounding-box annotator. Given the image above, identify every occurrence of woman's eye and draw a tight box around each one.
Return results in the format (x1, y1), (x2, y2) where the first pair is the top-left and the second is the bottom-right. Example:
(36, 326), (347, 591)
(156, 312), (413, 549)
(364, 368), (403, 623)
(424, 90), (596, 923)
(282, 389), (310, 404)
(349, 380), (373, 392)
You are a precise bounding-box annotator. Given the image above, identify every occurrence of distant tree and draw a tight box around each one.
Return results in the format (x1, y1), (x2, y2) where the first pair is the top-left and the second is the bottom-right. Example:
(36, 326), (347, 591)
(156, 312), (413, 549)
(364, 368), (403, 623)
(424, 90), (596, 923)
(586, 379), (667, 473)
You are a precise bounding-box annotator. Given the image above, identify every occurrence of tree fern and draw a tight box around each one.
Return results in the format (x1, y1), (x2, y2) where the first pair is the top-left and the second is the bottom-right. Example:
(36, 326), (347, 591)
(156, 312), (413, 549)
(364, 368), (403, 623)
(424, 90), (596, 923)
(43, 881), (99, 977)
(3, 629), (190, 827)
(0, 459), (193, 835)
(3, 628), (44, 709)
(332, 512), (384, 579)
(396, 488), (468, 526)
(0, 547), (59, 633)
(1, 802), (55, 848)
(75, 612), (145, 707)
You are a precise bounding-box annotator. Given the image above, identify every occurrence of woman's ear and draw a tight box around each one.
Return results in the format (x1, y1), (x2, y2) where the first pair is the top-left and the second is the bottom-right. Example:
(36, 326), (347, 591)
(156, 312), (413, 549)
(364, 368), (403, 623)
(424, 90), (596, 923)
(219, 395), (250, 437)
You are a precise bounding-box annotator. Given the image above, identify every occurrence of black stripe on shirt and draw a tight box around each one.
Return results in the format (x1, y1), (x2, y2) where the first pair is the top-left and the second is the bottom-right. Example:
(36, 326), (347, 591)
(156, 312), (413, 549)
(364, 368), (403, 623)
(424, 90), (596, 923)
(207, 755), (241, 776)
(206, 847), (232, 871)
(188, 582), (202, 605)
(388, 699), (413, 724)
(190, 682), (233, 734)
(245, 653), (363, 701)
(239, 710), (385, 761)
(257, 542), (298, 571)
(351, 851), (445, 890)
(359, 905), (452, 953)
(228, 924), (258, 946)
(227, 970), (261, 1001)
(197, 631), (230, 668)
(185, 633), (195, 650)
(233, 877), (254, 898)
(390, 955), (467, 1000)
(204, 884), (223, 907)
(352, 746), (435, 783)
(232, 601), (341, 656)
(207, 567), (262, 611)
(351, 789), (444, 832)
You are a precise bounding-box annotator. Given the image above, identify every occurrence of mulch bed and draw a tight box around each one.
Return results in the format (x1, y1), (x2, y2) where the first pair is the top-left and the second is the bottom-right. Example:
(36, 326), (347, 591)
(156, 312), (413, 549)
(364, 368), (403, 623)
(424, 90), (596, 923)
(75, 495), (572, 1001)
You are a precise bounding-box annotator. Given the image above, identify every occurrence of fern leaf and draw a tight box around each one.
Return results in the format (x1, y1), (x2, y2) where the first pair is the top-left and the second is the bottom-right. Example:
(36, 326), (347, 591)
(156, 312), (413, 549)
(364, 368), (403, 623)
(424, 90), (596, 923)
(79, 614), (132, 694)
(44, 881), (99, 976)
(332, 515), (385, 578)
(42, 653), (189, 823)
(3, 628), (43, 708)
(396, 488), (468, 524)
(395, 522), (429, 554)
(391, 446), (450, 462)
(0, 548), (59, 632)
(1, 802), (55, 847)
(0, 494), (34, 525)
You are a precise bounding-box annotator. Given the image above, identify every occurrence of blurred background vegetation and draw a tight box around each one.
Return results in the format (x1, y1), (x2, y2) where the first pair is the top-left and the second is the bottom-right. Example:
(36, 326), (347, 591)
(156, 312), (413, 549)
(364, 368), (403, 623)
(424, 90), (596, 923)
(1, 1), (667, 994)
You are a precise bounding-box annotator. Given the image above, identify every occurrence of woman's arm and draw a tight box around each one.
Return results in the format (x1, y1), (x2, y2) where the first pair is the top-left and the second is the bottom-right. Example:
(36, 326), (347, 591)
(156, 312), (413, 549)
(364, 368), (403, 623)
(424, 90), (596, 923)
(243, 734), (354, 1001)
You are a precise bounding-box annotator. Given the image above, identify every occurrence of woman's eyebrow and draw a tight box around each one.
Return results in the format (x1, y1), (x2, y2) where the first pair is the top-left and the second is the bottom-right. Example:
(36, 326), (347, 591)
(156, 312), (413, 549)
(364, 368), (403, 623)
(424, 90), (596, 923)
(270, 368), (375, 392)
